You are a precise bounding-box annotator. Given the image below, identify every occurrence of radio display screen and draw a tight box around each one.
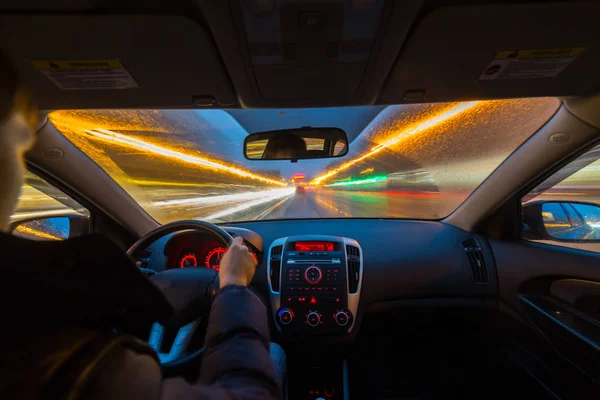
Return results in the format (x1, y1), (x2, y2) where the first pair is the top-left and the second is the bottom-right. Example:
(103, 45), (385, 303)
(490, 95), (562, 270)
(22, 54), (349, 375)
(294, 241), (335, 251)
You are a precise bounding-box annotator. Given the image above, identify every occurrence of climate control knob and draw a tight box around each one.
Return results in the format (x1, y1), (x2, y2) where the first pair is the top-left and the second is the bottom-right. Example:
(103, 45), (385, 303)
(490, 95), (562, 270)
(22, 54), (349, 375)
(335, 310), (350, 327)
(304, 266), (322, 284)
(278, 308), (293, 325)
(306, 311), (321, 327)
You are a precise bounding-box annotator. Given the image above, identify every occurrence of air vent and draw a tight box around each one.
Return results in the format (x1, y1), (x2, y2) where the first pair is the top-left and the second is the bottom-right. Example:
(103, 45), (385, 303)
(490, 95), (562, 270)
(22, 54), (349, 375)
(346, 245), (361, 294)
(462, 238), (488, 283)
(283, 43), (297, 60)
(270, 245), (283, 292)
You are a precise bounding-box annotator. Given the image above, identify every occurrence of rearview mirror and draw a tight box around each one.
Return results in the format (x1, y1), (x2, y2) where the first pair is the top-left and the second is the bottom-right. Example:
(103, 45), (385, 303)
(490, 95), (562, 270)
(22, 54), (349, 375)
(244, 127), (348, 161)
(10, 215), (90, 241)
(523, 201), (600, 242)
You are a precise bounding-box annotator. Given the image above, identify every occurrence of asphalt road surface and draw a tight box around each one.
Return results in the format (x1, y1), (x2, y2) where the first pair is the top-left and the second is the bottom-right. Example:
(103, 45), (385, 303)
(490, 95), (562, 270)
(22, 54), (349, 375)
(157, 188), (444, 223)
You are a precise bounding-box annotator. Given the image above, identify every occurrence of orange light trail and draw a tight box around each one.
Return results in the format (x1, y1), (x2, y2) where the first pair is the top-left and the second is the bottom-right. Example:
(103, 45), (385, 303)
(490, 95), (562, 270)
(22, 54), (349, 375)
(310, 101), (481, 185)
(84, 128), (287, 187)
(15, 225), (62, 241)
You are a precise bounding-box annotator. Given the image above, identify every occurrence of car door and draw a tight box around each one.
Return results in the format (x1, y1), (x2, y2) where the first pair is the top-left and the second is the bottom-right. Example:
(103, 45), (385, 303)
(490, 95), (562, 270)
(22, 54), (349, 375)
(489, 143), (600, 397)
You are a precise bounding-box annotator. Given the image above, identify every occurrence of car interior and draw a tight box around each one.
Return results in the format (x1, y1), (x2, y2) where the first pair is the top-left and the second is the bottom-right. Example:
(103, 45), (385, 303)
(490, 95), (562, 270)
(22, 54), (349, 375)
(3, 0), (600, 399)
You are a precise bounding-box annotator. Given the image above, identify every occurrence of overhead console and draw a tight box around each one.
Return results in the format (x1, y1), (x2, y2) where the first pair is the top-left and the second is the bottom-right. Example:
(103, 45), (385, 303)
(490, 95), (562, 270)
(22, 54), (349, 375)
(203, 0), (422, 107)
(267, 235), (363, 338)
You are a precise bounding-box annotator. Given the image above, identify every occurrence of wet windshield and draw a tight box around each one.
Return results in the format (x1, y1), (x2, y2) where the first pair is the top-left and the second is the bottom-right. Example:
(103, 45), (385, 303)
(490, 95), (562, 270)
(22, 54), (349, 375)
(49, 99), (560, 224)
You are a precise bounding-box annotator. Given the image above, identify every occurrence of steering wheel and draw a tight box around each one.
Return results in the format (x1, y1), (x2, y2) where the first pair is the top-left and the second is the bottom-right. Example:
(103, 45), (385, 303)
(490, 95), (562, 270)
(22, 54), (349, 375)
(127, 220), (233, 368)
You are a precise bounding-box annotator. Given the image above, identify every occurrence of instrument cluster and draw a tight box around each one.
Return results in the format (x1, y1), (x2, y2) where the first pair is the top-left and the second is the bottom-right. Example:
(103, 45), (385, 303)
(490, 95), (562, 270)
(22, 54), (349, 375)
(164, 231), (259, 271)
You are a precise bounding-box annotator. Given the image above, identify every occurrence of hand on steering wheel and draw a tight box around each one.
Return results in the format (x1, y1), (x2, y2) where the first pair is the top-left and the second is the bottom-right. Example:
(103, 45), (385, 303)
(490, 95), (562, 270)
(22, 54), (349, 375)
(219, 236), (258, 288)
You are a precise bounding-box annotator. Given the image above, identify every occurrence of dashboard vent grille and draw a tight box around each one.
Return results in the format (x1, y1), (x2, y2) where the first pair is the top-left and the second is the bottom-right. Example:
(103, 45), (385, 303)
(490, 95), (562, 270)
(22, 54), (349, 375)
(270, 245), (283, 292)
(462, 238), (488, 283)
(346, 245), (361, 294)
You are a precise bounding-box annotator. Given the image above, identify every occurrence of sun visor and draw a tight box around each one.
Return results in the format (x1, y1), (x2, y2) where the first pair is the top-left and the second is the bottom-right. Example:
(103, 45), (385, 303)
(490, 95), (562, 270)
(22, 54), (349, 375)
(380, 2), (600, 103)
(0, 15), (237, 109)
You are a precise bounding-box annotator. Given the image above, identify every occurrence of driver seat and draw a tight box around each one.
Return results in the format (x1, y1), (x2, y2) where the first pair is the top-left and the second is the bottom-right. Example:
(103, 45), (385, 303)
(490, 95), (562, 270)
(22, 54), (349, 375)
(12, 329), (286, 400)
(1, 328), (161, 400)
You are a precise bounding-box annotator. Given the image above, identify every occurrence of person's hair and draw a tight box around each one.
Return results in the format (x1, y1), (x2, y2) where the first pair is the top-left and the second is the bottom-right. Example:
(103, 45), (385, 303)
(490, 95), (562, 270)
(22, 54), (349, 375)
(263, 133), (307, 158)
(0, 50), (38, 127)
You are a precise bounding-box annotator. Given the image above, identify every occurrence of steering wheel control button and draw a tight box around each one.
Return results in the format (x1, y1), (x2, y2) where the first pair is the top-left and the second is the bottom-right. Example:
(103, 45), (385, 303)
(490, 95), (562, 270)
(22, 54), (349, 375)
(148, 325), (163, 347)
(175, 327), (190, 346)
(304, 266), (322, 284)
(306, 311), (321, 327)
(278, 308), (294, 325)
(334, 311), (350, 327)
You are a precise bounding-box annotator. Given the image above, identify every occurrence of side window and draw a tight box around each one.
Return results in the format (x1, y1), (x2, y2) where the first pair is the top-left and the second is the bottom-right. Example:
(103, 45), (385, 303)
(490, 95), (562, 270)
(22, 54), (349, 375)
(10, 171), (90, 241)
(522, 143), (600, 251)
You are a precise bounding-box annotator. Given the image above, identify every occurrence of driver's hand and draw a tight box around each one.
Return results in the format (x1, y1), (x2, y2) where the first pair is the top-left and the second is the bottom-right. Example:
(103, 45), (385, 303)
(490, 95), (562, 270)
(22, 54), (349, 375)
(219, 236), (258, 288)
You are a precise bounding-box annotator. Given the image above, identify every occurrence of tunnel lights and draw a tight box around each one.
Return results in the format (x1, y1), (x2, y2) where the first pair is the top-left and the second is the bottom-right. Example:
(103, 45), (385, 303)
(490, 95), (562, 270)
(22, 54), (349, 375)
(310, 101), (480, 185)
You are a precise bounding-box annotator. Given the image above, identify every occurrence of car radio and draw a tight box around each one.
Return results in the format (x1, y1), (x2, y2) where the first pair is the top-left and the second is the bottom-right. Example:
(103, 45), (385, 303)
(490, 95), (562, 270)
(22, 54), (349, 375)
(267, 235), (363, 336)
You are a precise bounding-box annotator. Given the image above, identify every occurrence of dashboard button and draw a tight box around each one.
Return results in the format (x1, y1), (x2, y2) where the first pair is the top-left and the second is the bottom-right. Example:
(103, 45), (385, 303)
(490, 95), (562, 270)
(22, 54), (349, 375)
(304, 266), (322, 284)
(335, 311), (350, 327)
(278, 308), (293, 325)
(306, 311), (321, 327)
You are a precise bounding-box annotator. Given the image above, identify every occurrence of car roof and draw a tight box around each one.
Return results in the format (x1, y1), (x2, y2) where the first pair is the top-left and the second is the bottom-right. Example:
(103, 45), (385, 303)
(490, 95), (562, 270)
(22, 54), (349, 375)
(1, 0), (599, 110)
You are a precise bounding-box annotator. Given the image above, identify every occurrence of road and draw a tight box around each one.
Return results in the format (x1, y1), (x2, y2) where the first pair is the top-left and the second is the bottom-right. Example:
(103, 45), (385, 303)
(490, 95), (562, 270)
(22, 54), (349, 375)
(257, 189), (441, 220)
(144, 187), (444, 223)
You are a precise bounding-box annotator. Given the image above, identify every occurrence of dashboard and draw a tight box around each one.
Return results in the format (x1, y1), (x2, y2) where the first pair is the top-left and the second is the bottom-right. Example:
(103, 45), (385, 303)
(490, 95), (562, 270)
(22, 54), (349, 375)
(141, 219), (499, 342)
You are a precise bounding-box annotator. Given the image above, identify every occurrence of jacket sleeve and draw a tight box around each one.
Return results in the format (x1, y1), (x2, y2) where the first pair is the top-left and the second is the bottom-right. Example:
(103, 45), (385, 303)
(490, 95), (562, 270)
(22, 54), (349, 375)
(161, 286), (281, 400)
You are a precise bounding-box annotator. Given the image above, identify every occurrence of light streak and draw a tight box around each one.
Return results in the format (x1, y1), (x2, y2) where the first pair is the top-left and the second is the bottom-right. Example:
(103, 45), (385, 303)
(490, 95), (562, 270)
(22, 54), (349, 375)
(314, 197), (351, 217)
(129, 179), (254, 189)
(328, 175), (388, 187)
(14, 225), (62, 241)
(9, 209), (80, 220)
(310, 101), (480, 185)
(360, 168), (374, 175)
(153, 188), (295, 207)
(201, 188), (296, 221)
(84, 128), (287, 186)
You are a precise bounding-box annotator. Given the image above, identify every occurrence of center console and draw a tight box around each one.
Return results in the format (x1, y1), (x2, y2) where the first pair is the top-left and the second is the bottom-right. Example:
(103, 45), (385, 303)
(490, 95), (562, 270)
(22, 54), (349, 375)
(267, 235), (363, 337)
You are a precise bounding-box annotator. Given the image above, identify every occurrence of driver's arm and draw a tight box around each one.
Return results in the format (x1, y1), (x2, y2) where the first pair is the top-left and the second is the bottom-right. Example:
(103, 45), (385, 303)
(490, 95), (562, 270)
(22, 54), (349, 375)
(162, 237), (281, 399)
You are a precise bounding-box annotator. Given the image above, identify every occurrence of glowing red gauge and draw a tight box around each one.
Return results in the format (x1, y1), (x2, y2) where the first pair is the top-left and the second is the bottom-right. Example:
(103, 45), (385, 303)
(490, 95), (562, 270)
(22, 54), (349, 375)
(205, 247), (227, 271)
(179, 253), (197, 268)
(204, 247), (258, 271)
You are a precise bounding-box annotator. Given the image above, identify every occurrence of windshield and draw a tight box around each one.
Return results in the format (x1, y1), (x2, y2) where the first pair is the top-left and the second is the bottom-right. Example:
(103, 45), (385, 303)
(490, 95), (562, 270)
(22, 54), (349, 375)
(49, 99), (560, 224)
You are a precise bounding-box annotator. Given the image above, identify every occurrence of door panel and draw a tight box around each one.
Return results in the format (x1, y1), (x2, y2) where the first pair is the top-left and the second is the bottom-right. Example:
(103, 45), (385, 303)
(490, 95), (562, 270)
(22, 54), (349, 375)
(491, 239), (600, 388)
(521, 295), (600, 378)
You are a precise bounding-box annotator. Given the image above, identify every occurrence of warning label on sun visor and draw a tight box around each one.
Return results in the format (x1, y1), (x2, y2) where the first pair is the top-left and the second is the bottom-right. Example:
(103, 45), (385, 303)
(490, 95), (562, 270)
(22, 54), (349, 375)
(479, 47), (585, 80)
(30, 59), (139, 90)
